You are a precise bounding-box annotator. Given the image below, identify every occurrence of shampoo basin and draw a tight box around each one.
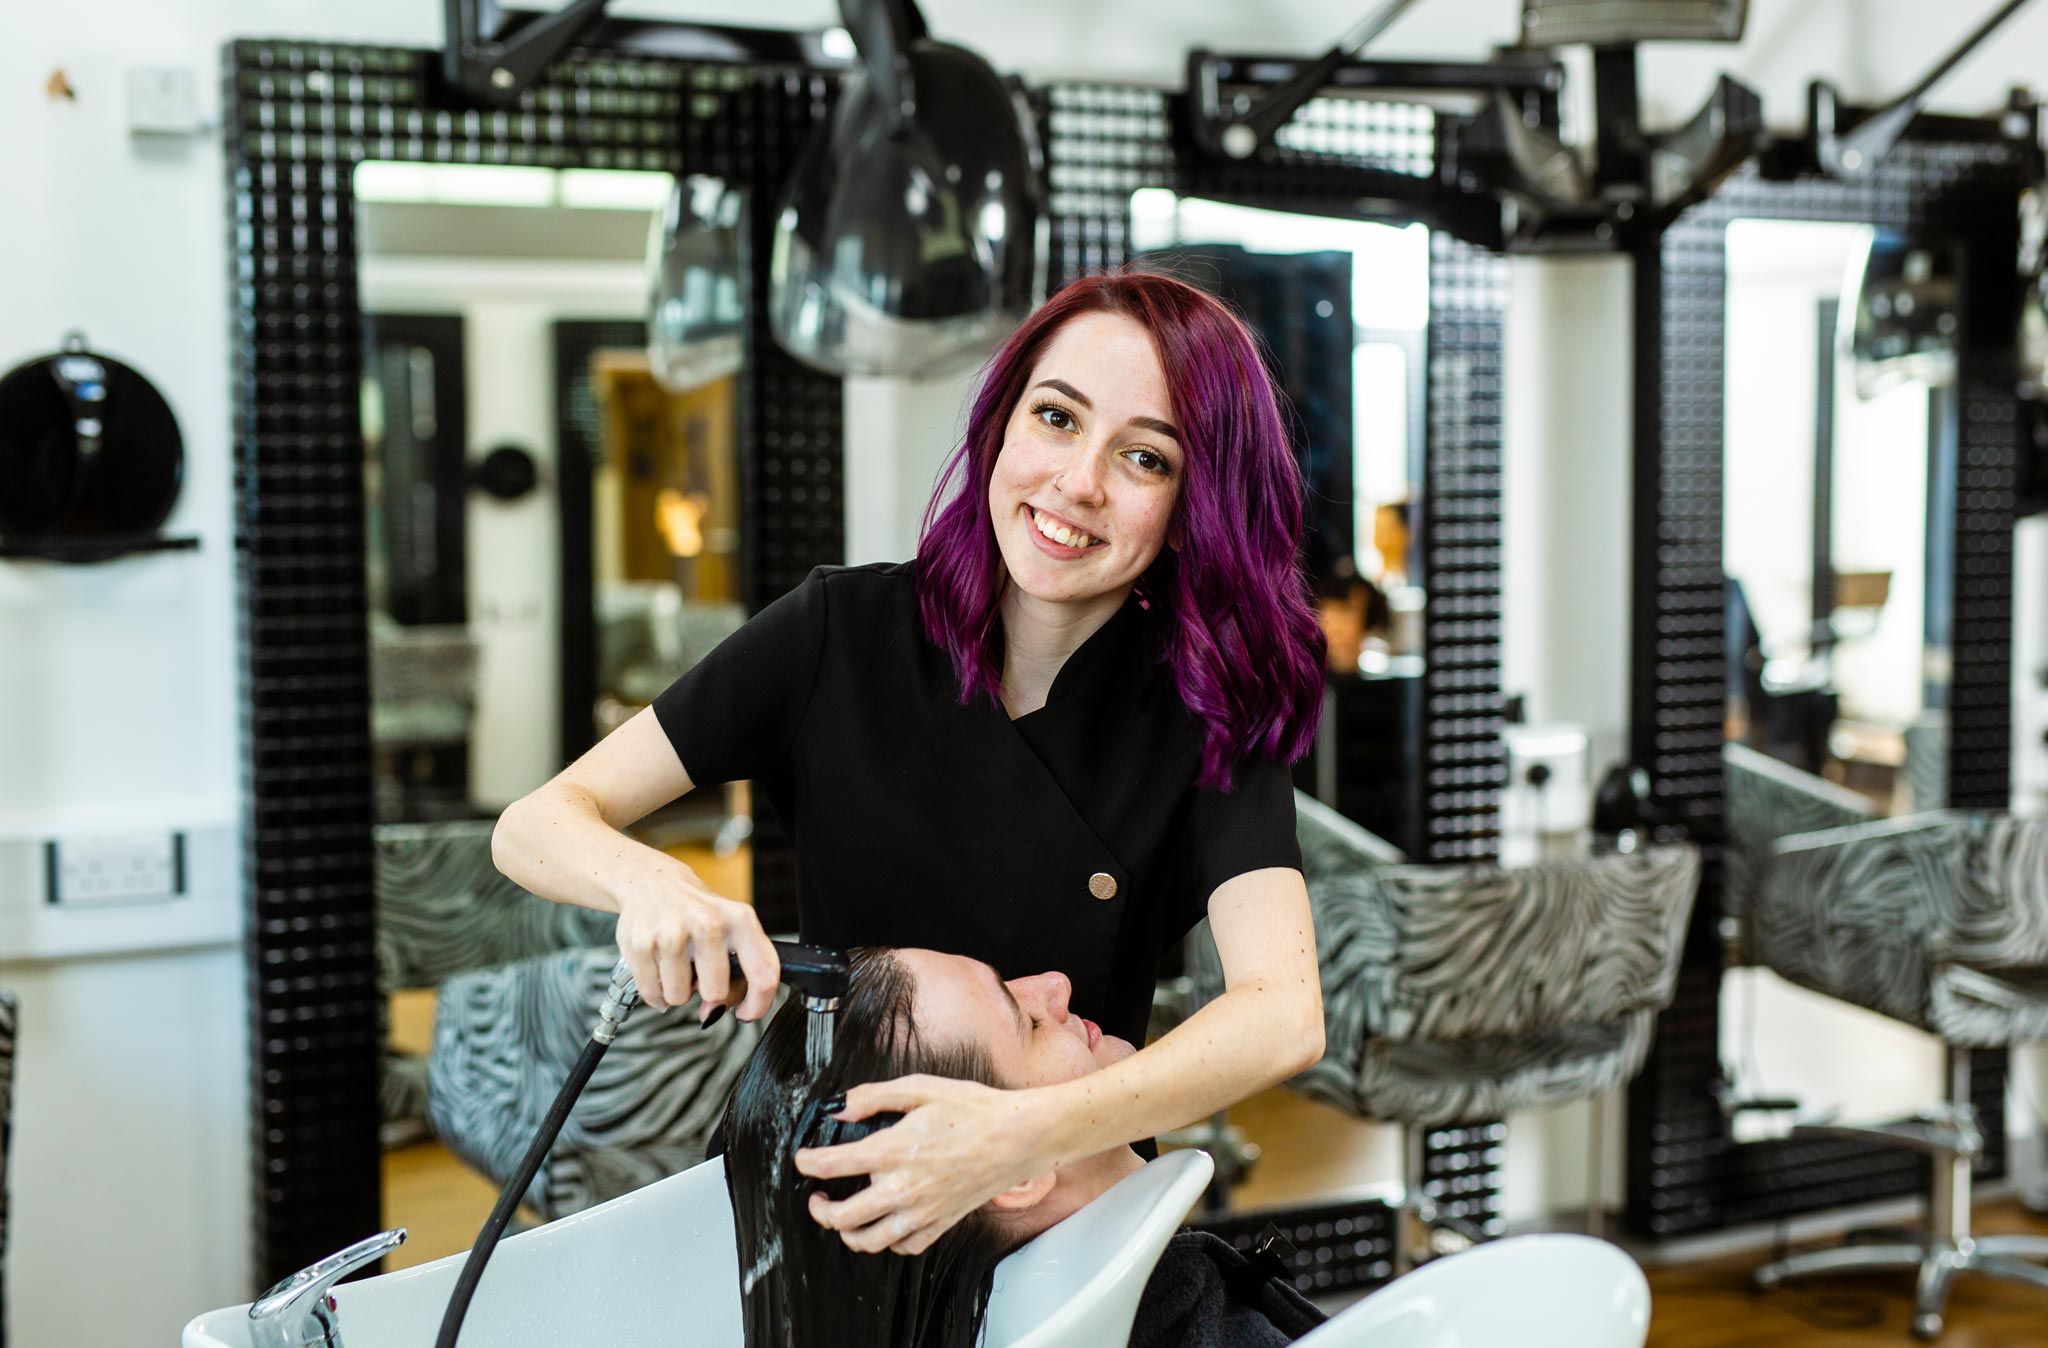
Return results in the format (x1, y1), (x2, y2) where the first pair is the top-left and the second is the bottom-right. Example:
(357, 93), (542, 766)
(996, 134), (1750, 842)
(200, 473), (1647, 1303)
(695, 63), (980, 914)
(1298, 1233), (1651, 1348)
(184, 1148), (1214, 1348)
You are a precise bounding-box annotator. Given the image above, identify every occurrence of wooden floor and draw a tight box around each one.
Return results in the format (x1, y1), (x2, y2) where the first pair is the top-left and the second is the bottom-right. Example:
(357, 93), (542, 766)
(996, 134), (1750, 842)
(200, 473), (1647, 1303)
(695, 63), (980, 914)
(1644, 1202), (2048, 1347)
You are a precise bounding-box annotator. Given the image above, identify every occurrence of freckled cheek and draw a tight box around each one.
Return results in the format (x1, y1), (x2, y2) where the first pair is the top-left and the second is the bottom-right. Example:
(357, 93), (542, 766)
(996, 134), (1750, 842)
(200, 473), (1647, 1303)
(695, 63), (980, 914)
(1123, 499), (1174, 551)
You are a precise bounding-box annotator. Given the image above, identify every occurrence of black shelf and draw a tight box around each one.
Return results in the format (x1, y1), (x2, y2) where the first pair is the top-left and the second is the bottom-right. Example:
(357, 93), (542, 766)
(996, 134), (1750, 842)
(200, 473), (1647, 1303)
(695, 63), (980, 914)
(0, 533), (200, 563)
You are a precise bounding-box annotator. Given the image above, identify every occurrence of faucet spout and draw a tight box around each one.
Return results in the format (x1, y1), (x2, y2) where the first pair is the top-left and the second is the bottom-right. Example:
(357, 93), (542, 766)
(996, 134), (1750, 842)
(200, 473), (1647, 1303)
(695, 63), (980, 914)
(248, 1227), (407, 1348)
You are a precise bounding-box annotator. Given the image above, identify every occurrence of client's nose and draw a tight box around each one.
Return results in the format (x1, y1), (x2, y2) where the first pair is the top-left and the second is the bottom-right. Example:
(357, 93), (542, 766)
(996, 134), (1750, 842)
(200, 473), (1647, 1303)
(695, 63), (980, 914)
(1011, 971), (1073, 1022)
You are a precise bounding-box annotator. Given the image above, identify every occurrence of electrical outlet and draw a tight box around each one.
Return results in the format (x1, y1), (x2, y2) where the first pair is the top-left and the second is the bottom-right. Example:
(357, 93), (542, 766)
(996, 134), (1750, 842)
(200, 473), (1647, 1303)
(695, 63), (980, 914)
(46, 833), (184, 906)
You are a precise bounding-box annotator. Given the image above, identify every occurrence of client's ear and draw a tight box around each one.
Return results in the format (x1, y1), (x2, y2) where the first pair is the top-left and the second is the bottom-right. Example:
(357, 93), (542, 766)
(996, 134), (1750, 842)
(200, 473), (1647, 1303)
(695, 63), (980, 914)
(986, 1170), (1058, 1213)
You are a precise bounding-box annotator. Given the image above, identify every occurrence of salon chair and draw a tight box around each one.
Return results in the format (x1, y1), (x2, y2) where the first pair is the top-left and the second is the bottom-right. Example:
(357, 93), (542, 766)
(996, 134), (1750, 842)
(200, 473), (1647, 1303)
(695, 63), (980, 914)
(1726, 575), (1840, 776)
(595, 586), (745, 710)
(595, 590), (752, 850)
(1184, 793), (1700, 1268)
(427, 946), (763, 1218)
(1722, 741), (1881, 966)
(1741, 807), (2048, 1338)
(1903, 710), (1951, 812)
(368, 618), (480, 824)
(374, 820), (615, 1143)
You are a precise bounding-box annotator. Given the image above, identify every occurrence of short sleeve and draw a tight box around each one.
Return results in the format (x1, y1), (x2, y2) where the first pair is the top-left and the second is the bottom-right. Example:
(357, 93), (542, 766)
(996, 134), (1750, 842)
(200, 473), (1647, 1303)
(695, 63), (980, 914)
(1170, 755), (1303, 929)
(650, 566), (829, 789)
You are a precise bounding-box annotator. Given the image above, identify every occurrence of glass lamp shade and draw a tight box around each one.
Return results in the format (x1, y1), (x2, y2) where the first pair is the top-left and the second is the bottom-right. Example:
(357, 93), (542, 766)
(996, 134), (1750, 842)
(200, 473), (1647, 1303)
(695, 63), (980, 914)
(769, 41), (1044, 378)
(647, 175), (746, 393)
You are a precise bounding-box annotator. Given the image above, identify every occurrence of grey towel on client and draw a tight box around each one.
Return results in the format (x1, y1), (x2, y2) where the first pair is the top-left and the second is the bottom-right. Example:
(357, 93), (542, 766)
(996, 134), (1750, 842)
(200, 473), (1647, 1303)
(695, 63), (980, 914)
(1128, 1232), (1328, 1347)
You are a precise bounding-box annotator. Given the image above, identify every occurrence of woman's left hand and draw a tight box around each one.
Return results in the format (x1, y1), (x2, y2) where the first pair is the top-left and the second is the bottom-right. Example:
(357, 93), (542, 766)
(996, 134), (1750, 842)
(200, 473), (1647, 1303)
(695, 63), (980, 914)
(793, 1074), (1053, 1255)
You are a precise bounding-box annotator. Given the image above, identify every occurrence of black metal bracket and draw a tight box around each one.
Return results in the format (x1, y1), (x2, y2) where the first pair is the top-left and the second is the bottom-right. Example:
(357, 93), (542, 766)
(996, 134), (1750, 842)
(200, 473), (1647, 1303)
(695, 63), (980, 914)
(440, 0), (846, 107)
(1185, 43), (1763, 253)
(1804, 0), (2038, 179)
(442, 0), (609, 107)
(1186, 48), (1565, 161)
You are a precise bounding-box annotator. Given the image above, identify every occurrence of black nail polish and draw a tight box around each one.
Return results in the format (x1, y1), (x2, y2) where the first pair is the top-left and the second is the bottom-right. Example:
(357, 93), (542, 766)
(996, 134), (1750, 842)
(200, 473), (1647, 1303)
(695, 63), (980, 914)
(819, 1094), (846, 1115)
(702, 1005), (726, 1029)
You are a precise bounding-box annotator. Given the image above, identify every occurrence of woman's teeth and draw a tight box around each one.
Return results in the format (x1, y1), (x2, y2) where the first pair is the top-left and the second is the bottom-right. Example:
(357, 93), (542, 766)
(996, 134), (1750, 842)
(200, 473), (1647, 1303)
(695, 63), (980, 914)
(1032, 508), (1099, 549)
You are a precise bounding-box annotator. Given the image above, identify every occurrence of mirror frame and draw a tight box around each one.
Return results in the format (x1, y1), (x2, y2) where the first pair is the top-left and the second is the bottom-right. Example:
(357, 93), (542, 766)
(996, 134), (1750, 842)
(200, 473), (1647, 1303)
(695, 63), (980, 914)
(222, 37), (845, 1282)
(1623, 125), (2033, 1240)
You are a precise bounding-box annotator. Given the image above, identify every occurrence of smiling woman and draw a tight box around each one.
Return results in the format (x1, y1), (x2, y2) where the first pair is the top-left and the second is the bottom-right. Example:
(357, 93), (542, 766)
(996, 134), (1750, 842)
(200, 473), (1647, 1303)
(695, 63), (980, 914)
(497, 267), (1327, 1272)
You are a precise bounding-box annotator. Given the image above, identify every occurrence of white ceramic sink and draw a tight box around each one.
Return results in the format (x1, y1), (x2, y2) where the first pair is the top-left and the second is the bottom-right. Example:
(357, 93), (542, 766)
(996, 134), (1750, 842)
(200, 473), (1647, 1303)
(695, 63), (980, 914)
(183, 1149), (1214, 1348)
(1299, 1233), (1651, 1348)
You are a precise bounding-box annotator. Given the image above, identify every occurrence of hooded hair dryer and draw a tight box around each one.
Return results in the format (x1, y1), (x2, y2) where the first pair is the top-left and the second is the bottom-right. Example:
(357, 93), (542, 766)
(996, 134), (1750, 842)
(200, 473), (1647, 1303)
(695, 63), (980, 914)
(768, 0), (1046, 377)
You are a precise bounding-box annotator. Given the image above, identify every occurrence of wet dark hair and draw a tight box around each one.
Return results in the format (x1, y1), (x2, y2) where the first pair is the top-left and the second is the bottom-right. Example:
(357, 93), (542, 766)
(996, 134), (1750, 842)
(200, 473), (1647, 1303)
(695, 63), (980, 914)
(721, 949), (1018, 1348)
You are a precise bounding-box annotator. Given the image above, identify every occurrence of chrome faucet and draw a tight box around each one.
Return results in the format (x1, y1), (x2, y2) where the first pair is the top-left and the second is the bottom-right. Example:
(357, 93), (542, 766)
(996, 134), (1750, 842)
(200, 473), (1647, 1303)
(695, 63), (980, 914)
(247, 1228), (407, 1348)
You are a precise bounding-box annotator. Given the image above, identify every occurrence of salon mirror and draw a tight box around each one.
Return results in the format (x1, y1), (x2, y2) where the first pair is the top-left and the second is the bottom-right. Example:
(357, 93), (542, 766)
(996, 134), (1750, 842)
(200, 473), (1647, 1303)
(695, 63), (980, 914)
(1129, 188), (1430, 851)
(355, 160), (749, 823)
(1717, 216), (1956, 1129)
(354, 160), (754, 1250)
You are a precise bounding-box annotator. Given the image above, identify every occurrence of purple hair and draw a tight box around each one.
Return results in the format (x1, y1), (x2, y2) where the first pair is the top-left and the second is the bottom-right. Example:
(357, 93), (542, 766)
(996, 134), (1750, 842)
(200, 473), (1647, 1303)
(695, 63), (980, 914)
(915, 269), (1326, 790)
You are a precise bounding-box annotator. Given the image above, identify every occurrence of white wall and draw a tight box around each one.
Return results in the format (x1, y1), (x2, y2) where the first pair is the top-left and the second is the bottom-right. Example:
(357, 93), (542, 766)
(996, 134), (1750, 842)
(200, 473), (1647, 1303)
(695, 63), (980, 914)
(842, 373), (975, 566)
(1502, 254), (1634, 795)
(7, 4), (2048, 1339)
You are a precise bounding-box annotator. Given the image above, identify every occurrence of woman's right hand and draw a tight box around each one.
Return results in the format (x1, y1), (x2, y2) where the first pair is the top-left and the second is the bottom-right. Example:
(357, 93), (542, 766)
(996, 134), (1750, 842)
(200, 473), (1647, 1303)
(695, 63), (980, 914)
(611, 856), (781, 1021)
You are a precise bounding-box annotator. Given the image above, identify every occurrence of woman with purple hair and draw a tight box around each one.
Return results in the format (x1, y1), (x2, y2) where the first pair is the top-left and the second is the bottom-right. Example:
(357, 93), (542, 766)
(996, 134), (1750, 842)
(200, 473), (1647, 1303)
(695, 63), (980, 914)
(495, 268), (1328, 1258)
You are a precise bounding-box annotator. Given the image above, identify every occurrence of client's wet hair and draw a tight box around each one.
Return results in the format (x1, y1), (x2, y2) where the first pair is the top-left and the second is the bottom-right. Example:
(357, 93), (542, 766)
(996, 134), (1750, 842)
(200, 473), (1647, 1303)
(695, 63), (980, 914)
(722, 948), (1016, 1348)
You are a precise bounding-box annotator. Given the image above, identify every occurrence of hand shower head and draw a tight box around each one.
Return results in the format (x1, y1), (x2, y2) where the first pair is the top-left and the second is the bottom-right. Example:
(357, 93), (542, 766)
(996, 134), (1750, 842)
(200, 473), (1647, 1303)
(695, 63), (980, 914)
(596, 940), (850, 1070)
(766, 941), (850, 1002)
(768, 942), (849, 1077)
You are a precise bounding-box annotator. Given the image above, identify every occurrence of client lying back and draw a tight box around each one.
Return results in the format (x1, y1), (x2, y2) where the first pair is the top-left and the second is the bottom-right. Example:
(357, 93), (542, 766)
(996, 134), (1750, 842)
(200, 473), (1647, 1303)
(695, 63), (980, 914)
(720, 948), (1325, 1348)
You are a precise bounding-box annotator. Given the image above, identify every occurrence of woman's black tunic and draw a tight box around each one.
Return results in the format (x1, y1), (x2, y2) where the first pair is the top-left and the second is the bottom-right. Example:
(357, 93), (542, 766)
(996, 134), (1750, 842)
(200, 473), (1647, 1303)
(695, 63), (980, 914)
(651, 561), (1300, 1047)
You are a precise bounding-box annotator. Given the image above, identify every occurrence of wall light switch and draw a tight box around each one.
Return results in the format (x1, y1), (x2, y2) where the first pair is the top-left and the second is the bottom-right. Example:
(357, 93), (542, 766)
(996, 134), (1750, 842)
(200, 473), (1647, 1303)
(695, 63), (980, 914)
(46, 833), (185, 906)
(127, 65), (206, 136)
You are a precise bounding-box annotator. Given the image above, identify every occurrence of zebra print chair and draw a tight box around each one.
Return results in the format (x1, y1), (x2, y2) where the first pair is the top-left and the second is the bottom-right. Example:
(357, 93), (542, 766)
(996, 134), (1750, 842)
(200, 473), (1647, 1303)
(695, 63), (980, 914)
(375, 820), (616, 1138)
(1722, 741), (1881, 966)
(427, 947), (765, 1219)
(1745, 810), (2048, 1337)
(1903, 711), (1951, 813)
(1186, 793), (1701, 1263)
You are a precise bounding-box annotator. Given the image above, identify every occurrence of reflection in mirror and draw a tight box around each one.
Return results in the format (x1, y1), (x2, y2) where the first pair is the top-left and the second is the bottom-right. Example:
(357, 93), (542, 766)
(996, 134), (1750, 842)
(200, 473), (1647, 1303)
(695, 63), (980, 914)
(354, 161), (754, 1262)
(1718, 217), (1957, 1132)
(1130, 189), (1430, 852)
(356, 161), (749, 819)
(1722, 220), (1954, 802)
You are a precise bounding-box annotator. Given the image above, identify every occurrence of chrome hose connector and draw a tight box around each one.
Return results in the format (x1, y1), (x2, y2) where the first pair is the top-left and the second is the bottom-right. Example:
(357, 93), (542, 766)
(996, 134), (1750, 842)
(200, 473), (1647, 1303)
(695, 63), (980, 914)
(596, 958), (641, 1045)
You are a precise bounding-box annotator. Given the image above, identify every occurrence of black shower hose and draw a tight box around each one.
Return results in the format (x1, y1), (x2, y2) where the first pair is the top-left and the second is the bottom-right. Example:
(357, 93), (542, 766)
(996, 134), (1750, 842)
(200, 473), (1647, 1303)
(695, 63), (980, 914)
(433, 1034), (609, 1348)
(430, 941), (844, 1348)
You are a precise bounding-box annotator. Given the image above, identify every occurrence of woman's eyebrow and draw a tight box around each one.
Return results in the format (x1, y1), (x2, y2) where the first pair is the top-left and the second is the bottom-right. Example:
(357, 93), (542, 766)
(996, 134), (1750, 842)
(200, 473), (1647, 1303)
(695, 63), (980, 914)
(1032, 378), (1181, 443)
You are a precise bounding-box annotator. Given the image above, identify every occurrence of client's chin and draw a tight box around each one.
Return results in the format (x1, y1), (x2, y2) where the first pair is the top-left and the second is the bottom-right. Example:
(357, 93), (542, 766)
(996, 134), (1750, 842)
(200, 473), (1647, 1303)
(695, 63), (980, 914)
(1094, 1033), (1137, 1067)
